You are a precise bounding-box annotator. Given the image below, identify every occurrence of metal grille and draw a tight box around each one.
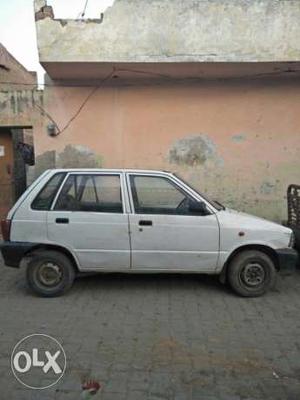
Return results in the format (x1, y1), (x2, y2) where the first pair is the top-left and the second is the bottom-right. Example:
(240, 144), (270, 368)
(287, 184), (300, 228)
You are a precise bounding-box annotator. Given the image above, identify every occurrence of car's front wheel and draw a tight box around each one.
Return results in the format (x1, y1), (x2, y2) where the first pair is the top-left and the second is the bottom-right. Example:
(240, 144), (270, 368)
(227, 250), (277, 297)
(26, 250), (76, 297)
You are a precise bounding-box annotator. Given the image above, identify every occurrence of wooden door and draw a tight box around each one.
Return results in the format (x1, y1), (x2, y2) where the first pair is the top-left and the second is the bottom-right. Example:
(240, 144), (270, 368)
(0, 131), (14, 220)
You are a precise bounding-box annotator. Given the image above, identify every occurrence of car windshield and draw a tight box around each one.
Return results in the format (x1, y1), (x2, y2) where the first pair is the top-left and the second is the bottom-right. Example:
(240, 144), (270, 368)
(173, 173), (224, 211)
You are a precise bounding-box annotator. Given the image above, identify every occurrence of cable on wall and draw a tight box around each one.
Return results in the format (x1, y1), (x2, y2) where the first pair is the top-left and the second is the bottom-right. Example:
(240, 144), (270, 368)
(56, 68), (115, 135)
(2, 66), (300, 137)
(78, 0), (89, 19)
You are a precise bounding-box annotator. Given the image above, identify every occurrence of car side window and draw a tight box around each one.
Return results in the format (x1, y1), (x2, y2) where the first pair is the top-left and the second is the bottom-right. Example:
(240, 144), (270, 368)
(54, 174), (123, 213)
(81, 176), (97, 203)
(130, 175), (193, 215)
(31, 173), (66, 211)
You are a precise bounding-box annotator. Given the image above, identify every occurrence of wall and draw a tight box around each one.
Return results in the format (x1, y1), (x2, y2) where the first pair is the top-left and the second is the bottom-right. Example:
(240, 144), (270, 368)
(0, 43), (36, 90)
(0, 89), (43, 125)
(31, 76), (300, 223)
(0, 43), (40, 189)
(35, 0), (300, 63)
(0, 88), (43, 179)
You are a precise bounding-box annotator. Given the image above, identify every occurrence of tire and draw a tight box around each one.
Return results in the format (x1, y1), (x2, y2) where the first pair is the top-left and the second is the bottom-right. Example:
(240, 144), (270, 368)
(227, 250), (277, 297)
(26, 250), (76, 297)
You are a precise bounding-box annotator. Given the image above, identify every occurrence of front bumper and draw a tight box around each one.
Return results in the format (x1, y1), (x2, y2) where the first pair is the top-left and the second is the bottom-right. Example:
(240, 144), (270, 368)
(0, 241), (37, 268)
(275, 248), (298, 275)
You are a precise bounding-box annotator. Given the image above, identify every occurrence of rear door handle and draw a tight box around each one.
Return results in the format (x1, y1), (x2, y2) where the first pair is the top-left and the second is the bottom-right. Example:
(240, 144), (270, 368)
(55, 218), (69, 224)
(139, 220), (153, 226)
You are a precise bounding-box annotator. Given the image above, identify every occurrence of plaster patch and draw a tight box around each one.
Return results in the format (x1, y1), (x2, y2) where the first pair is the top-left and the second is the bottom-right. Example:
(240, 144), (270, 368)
(168, 134), (222, 166)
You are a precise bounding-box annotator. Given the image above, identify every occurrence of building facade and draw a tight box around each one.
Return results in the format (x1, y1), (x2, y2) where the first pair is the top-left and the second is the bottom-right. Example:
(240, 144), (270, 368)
(2, 0), (300, 222)
(0, 43), (41, 220)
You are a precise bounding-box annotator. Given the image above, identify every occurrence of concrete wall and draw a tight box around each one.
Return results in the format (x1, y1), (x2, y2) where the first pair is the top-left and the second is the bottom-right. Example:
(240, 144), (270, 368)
(29, 76), (300, 223)
(0, 43), (42, 131)
(0, 89), (43, 126)
(0, 43), (36, 90)
(0, 44), (41, 189)
(35, 0), (300, 63)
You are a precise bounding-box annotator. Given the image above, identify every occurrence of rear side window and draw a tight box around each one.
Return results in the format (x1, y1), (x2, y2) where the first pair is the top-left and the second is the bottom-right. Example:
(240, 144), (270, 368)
(54, 174), (123, 213)
(31, 173), (66, 210)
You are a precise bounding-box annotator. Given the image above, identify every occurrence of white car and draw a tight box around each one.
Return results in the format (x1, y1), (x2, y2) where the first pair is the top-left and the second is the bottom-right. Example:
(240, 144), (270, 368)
(0, 169), (297, 297)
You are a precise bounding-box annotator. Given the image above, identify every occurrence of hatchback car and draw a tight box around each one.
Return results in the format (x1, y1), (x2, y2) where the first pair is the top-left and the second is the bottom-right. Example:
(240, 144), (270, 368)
(0, 169), (297, 297)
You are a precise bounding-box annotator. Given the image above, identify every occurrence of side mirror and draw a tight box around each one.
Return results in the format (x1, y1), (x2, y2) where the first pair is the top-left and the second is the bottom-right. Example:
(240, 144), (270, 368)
(188, 199), (209, 215)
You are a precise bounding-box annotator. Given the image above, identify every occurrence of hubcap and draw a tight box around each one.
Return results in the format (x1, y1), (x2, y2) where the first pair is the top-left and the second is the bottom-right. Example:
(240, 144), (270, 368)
(38, 262), (63, 287)
(241, 262), (265, 287)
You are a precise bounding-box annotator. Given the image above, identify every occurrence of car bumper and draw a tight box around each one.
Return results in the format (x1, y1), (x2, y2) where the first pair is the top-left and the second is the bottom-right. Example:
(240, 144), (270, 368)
(0, 241), (36, 268)
(275, 248), (298, 275)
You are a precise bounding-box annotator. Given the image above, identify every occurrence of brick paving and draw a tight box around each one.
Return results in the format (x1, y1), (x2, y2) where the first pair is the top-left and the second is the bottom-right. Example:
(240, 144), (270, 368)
(0, 253), (300, 400)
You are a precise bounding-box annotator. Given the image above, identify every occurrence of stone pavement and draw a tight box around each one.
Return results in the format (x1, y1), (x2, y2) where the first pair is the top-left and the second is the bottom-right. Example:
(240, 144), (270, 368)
(0, 254), (300, 400)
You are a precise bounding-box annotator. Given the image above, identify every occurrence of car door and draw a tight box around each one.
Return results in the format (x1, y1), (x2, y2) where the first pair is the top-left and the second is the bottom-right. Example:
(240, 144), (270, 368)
(47, 172), (131, 270)
(127, 173), (220, 272)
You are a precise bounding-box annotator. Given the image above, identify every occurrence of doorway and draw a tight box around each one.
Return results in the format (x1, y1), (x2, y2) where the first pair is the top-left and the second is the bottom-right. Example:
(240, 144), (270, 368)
(0, 127), (33, 220)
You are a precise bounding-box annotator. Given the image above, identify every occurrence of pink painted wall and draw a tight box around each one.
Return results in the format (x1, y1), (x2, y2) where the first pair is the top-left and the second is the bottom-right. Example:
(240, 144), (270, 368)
(34, 78), (300, 221)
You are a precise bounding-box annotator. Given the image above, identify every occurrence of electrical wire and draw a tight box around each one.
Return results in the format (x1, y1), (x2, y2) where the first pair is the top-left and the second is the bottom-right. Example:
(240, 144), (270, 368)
(57, 68), (115, 135)
(77, 0), (89, 19)
(1, 66), (300, 137)
(34, 103), (60, 134)
(1, 67), (300, 88)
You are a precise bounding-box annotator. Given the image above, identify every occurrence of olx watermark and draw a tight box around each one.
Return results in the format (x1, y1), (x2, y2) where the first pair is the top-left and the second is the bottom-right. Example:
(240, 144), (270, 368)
(11, 334), (66, 390)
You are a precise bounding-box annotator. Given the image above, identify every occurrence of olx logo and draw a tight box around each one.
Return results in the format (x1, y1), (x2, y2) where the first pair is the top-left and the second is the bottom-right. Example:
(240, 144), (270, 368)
(11, 334), (66, 390)
(13, 348), (62, 374)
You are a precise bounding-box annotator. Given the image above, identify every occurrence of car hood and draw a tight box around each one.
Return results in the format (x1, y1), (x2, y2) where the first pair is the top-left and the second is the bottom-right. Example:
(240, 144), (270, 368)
(216, 208), (291, 234)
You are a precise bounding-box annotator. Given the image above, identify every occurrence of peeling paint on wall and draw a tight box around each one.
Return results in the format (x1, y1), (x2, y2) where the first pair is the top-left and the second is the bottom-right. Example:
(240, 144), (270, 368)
(260, 181), (276, 195)
(35, 150), (56, 178)
(35, 3), (54, 22)
(168, 134), (223, 167)
(232, 134), (247, 143)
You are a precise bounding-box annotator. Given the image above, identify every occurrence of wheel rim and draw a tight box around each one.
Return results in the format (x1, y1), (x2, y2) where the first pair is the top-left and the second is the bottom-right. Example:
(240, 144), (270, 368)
(240, 262), (266, 287)
(37, 262), (63, 287)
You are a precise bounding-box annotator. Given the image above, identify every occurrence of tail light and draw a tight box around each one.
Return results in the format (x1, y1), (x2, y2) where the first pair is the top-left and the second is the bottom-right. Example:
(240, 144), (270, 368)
(1, 219), (11, 241)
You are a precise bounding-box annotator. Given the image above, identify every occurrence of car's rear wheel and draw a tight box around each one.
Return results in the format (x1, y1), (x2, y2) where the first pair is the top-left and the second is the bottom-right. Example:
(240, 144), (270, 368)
(26, 250), (75, 297)
(228, 250), (277, 297)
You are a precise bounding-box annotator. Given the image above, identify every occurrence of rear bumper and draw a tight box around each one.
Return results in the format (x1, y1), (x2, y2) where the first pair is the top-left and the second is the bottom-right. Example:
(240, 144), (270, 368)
(0, 241), (36, 268)
(275, 248), (298, 275)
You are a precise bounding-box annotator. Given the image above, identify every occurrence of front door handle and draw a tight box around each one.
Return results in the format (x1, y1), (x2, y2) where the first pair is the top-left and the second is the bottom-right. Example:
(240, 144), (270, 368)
(55, 218), (69, 224)
(139, 220), (153, 226)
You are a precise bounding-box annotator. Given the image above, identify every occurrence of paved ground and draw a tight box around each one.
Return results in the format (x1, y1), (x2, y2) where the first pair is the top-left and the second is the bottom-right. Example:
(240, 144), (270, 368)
(0, 254), (300, 400)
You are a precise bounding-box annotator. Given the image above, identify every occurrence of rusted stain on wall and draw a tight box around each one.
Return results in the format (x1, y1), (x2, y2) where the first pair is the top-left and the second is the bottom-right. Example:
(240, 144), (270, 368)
(168, 134), (223, 167)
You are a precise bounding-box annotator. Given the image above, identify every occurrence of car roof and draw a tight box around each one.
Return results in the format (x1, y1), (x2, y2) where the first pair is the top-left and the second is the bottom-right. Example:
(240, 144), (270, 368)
(46, 168), (173, 175)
